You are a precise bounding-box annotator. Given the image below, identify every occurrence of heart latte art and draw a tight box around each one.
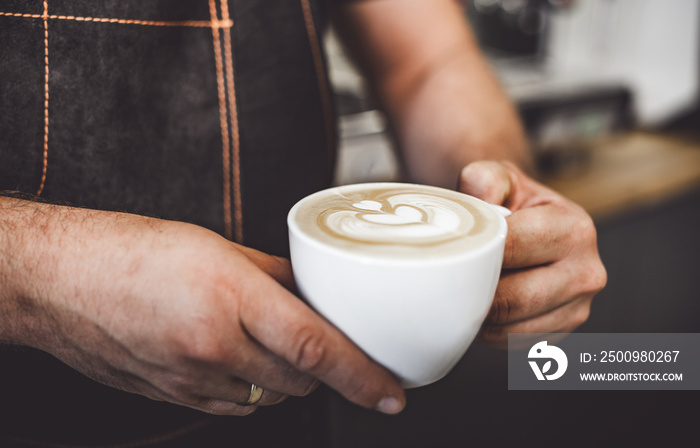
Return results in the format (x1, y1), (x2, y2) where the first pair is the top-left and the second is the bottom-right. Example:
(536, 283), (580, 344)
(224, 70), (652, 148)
(292, 184), (501, 258)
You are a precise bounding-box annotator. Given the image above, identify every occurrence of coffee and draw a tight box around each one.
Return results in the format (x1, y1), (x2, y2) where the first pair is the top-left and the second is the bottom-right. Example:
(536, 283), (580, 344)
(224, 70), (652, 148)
(288, 182), (508, 387)
(292, 183), (500, 258)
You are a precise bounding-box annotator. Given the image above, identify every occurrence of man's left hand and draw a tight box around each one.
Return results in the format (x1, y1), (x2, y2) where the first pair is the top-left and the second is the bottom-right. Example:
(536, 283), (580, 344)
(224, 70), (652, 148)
(459, 160), (607, 348)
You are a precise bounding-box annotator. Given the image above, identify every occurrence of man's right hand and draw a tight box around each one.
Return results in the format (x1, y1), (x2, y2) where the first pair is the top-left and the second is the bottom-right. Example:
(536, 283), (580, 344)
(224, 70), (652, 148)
(0, 197), (406, 415)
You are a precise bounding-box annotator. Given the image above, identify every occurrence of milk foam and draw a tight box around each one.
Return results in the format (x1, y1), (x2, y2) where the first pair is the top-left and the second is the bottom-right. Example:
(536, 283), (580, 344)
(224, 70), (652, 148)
(292, 184), (502, 258)
(321, 194), (475, 246)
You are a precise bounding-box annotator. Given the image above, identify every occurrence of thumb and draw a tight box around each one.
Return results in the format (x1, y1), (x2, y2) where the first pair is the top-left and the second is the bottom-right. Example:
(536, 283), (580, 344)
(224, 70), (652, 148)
(239, 272), (406, 414)
(458, 161), (513, 205)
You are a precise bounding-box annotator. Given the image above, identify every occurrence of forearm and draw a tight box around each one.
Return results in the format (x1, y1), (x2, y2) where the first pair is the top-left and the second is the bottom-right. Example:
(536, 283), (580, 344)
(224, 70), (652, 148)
(384, 45), (531, 187)
(333, 0), (532, 188)
(0, 195), (151, 349)
(0, 195), (60, 346)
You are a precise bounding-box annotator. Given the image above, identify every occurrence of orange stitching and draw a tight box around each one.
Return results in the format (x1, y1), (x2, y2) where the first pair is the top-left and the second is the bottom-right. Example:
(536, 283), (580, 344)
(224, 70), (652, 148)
(220, 1), (243, 244)
(36, 1), (50, 196)
(0, 12), (41, 19)
(2, 4), (238, 207)
(209, 0), (233, 241)
(300, 0), (336, 164)
(0, 11), (232, 28)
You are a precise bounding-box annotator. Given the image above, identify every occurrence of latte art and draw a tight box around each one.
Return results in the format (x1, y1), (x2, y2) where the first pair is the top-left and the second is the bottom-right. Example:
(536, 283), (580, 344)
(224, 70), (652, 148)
(319, 193), (475, 246)
(292, 183), (502, 258)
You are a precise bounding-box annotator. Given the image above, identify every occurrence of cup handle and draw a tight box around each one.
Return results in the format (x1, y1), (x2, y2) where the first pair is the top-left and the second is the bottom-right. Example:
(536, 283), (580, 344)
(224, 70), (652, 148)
(489, 203), (512, 217)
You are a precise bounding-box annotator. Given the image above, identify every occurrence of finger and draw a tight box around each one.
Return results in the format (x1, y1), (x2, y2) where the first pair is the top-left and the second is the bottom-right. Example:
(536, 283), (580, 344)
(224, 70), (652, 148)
(238, 273), (406, 414)
(503, 203), (590, 269)
(174, 325), (320, 400)
(168, 394), (261, 417)
(489, 254), (603, 325)
(228, 335), (321, 397)
(488, 263), (572, 325)
(135, 356), (302, 411)
(186, 375), (291, 407)
(459, 160), (562, 211)
(460, 161), (596, 269)
(181, 389), (289, 416)
(113, 371), (265, 416)
(187, 399), (260, 416)
(458, 160), (512, 205)
(478, 295), (593, 349)
(199, 378), (289, 407)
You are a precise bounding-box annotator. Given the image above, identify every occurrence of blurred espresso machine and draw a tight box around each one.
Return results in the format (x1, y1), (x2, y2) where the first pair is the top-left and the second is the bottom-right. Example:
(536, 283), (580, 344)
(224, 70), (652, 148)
(327, 0), (700, 181)
(467, 0), (700, 172)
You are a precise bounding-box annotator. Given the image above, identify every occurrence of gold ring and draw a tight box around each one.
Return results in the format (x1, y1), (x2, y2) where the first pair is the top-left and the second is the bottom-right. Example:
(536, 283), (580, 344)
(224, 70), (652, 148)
(239, 383), (264, 406)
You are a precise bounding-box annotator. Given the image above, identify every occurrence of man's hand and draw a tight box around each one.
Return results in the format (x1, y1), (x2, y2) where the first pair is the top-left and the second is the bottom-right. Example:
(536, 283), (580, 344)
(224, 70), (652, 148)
(0, 198), (406, 415)
(459, 161), (607, 348)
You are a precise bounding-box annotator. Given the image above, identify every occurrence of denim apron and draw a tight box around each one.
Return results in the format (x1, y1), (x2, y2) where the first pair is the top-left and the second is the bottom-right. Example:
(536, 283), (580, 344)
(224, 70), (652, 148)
(0, 1), (337, 446)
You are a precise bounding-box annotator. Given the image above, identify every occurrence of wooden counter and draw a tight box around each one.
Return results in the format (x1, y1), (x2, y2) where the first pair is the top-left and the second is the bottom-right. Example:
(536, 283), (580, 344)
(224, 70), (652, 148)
(542, 132), (700, 221)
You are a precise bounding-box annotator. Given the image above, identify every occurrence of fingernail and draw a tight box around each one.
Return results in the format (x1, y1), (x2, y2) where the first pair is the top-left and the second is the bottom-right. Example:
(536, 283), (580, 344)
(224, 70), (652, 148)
(376, 396), (405, 415)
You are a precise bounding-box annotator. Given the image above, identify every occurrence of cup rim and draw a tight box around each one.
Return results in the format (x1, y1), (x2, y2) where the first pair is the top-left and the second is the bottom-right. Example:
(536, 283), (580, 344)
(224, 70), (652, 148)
(287, 182), (508, 266)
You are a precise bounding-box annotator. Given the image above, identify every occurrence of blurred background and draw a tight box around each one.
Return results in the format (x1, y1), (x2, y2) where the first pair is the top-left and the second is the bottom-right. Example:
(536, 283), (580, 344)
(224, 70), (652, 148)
(319, 0), (700, 446)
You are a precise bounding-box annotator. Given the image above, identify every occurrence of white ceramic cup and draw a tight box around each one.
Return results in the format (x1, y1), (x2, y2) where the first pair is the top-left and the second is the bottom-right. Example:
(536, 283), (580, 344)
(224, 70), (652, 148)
(287, 182), (509, 388)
